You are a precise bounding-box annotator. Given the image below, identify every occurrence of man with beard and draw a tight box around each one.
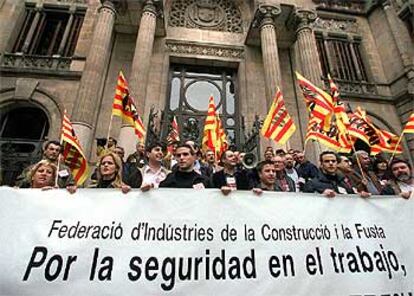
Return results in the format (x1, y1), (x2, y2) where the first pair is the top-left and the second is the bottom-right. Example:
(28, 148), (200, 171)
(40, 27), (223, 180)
(284, 153), (299, 190)
(382, 159), (413, 199)
(140, 142), (170, 191)
(211, 150), (250, 195)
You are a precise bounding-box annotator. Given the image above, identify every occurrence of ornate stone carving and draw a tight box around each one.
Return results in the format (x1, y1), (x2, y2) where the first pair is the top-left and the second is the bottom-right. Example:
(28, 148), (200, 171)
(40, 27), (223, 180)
(291, 8), (318, 32)
(169, 0), (243, 33)
(165, 41), (244, 59)
(252, 4), (282, 29)
(313, 17), (359, 33)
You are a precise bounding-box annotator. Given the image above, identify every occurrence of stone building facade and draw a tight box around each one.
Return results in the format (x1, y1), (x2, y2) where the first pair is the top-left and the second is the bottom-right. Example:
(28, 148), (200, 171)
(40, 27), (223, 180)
(0, 0), (413, 184)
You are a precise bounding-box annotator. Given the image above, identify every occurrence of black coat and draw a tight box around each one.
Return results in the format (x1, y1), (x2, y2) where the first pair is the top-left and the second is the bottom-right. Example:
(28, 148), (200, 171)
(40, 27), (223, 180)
(210, 170), (251, 190)
(159, 170), (211, 188)
(303, 171), (354, 194)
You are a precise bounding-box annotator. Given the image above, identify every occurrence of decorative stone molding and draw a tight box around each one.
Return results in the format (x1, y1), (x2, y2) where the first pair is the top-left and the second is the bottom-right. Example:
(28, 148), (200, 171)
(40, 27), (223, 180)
(313, 17), (359, 34)
(1, 53), (73, 71)
(169, 0), (243, 33)
(252, 4), (282, 29)
(312, 0), (367, 14)
(165, 40), (244, 59)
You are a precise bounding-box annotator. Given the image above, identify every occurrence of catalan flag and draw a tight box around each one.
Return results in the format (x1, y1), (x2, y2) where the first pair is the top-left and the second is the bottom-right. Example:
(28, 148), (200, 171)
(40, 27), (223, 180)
(202, 96), (227, 158)
(61, 110), (89, 185)
(402, 112), (414, 134)
(327, 74), (350, 132)
(112, 71), (146, 139)
(166, 115), (180, 154)
(296, 72), (334, 132)
(371, 129), (403, 155)
(261, 88), (296, 145)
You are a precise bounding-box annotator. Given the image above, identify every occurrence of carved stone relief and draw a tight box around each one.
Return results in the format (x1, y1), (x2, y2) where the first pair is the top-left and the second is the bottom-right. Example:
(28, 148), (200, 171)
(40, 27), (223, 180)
(169, 0), (243, 33)
(165, 41), (244, 59)
(313, 17), (359, 34)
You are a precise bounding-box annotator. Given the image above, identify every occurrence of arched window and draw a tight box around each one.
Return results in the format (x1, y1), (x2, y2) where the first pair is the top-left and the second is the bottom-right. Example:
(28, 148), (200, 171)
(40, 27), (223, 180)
(0, 104), (49, 185)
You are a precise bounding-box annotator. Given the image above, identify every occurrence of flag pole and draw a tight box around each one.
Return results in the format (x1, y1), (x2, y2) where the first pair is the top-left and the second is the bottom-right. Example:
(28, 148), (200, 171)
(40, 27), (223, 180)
(56, 110), (66, 188)
(388, 132), (404, 164)
(105, 113), (114, 150)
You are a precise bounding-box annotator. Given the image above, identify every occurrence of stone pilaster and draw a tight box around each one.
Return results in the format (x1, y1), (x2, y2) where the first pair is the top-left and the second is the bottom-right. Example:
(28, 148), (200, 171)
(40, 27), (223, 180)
(72, 0), (117, 156)
(119, 0), (159, 150)
(254, 4), (282, 106)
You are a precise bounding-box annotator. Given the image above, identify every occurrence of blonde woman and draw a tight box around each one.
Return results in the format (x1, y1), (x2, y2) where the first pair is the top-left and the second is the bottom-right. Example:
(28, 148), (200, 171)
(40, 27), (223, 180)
(26, 160), (76, 193)
(91, 151), (131, 194)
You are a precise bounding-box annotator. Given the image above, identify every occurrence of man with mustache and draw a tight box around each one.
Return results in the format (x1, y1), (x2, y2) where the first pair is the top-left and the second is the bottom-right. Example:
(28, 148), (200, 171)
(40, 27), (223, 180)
(382, 159), (413, 199)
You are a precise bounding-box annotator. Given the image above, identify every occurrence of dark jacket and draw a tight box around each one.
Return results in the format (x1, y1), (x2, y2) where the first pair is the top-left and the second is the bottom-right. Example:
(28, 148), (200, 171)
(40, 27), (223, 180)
(211, 169), (251, 190)
(303, 171), (354, 194)
(297, 161), (319, 182)
(122, 162), (142, 188)
(274, 175), (296, 192)
(159, 170), (211, 188)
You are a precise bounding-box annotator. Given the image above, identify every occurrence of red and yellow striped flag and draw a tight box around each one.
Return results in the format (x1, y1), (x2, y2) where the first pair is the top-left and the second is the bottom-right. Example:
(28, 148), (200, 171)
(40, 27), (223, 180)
(61, 110), (89, 185)
(402, 112), (414, 134)
(166, 115), (180, 154)
(296, 72), (334, 132)
(261, 88), (296, 145)
(202, 96), (221, 157)
(112, 71), (146, 139)
(327, 74), (350, 132)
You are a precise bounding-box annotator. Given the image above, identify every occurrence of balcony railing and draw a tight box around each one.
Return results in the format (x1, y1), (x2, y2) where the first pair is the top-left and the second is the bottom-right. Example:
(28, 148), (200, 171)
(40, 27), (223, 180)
(1, 53), (72, 71)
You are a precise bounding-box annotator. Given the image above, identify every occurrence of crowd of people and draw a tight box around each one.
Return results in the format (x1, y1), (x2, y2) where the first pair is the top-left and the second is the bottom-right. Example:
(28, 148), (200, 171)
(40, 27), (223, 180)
(11, 139), (414, 199)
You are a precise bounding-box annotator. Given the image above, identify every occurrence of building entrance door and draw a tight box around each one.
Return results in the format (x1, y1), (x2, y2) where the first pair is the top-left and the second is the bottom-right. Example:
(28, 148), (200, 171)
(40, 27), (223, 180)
(163, 64), (239, 148)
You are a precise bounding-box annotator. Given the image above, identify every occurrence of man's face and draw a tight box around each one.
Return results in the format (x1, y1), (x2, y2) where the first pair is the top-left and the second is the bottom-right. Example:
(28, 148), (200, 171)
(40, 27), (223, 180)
(136, 143), (145, 154)
(296, 153), (305, 164)
(205, 151), (215, 164)
(273, 156), (285, 172)
(264, 151), (274, 161)
(223, 151), (237, 167)
(321, 154), (338, 175)
(338, 156), (352, 173)
(284, 154), (294, 169)
(44, 143), (60, 161)
(259, 164), (276, 186)
(148, 146), (164, 163)
(391, 162), (412, 182)
(115, 147), (125, 161)
(175, 147), (195, 171)
(359, 153), (371, 169)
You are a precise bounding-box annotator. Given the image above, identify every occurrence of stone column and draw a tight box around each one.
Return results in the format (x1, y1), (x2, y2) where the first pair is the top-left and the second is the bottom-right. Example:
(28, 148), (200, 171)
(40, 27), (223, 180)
(293, 8), (323, 86)
(119, 0), (158, 151)
(72, 0), (117, 157)
(254, 4), (282, 106)
(292, 8), (323, 162)
(129, 0), (158, 112)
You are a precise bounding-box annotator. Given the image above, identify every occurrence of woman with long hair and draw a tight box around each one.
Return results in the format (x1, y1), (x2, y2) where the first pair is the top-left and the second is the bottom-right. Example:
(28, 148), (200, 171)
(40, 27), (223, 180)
(91, 151), (131, 193)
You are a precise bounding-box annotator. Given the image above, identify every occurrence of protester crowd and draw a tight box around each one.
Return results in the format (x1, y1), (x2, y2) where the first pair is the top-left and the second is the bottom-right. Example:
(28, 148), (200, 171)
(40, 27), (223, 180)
(11, 138), (413, 199)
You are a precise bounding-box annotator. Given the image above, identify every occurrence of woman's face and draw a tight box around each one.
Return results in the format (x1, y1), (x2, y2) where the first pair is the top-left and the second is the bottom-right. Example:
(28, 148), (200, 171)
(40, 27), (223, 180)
(100, 155), (117, 179)
(32, 165), (54, 188)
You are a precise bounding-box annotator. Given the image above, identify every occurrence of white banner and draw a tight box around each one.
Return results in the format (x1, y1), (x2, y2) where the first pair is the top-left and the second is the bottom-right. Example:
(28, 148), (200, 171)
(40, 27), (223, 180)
(0, 187), (413, 296)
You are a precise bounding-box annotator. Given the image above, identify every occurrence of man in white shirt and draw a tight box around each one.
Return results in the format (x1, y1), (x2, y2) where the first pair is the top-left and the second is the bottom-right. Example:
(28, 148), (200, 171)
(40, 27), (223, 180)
(140, 142), (170, 191)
